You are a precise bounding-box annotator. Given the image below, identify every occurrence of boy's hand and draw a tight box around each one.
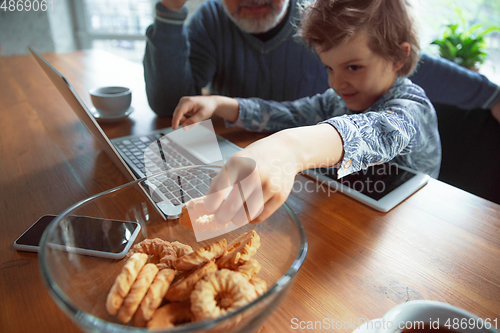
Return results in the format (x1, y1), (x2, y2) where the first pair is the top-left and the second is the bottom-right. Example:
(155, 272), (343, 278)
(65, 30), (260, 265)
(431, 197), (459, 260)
(172, 96), (218, 130)
(203, 124), (343, 225)
(172, 96), (239, 130)
(204, 131), (302, 225)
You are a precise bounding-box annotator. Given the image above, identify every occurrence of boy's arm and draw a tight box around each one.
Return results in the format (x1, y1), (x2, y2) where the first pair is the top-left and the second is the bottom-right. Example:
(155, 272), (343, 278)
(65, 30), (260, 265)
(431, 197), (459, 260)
(324, 99), (440, 179)
(231, 89), (345, 132)
(283, 124), (344, 171)
(205, 123), (344, 225)
(172, 89), (345, 131)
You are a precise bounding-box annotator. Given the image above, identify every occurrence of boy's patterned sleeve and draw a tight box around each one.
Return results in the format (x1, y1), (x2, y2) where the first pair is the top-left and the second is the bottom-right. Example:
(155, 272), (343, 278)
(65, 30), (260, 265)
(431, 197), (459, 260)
(224, 79), (439, 178)
(323, 98), (437, 178)
(227, 89), (345, 132)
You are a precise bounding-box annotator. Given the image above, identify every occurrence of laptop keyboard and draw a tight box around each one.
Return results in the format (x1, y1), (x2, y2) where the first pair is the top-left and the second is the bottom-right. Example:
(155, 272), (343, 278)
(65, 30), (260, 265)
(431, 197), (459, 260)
(114, 133), (217, 207)
(146, 168), (217, 206)
(114, 133), (194, 175)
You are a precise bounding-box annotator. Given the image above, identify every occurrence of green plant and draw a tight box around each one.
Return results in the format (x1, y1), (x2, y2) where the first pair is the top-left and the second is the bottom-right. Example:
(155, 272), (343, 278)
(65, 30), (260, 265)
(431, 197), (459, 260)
(431, 7), (500, 69)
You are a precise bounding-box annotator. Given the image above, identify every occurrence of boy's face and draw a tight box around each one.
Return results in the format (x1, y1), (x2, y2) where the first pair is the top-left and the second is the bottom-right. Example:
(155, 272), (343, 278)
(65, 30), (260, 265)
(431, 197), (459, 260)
(316, 30), (401, 112)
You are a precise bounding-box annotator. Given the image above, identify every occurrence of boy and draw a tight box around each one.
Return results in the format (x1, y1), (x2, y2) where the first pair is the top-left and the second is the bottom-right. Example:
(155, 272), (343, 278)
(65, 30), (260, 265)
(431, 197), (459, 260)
(171, 0), (441, 224)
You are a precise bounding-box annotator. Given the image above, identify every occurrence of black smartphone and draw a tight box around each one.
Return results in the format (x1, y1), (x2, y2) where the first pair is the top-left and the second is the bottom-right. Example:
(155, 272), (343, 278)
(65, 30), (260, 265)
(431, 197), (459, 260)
(14, 214), (141, 259)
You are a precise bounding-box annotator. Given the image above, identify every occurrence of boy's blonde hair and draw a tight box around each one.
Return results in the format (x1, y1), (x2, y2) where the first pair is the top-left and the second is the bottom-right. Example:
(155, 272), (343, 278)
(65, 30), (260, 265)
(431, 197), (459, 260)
(298, 0), (420, 76)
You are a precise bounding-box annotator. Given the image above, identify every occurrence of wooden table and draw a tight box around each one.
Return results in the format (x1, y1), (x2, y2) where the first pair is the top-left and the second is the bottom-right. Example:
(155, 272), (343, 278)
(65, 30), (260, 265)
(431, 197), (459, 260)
(1, 50), (499, 333)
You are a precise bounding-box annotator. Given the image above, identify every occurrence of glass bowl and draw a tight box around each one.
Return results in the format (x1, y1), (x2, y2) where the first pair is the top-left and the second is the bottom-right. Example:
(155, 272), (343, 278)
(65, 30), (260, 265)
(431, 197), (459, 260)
(38, 165), (307, 332)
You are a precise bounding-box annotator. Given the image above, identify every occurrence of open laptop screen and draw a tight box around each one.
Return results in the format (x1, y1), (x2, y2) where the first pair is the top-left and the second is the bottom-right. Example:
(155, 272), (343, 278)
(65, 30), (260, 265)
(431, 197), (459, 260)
(29, 47), (136, 181)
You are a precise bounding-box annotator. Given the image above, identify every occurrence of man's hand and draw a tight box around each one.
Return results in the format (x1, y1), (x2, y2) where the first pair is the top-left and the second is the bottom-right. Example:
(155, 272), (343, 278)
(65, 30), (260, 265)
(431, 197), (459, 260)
(161, 0), (187, 12)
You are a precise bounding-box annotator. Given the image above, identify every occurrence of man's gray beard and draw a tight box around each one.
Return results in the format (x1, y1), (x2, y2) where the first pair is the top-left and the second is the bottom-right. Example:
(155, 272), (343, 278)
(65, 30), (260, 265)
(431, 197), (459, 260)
(224, 0), (289, 34)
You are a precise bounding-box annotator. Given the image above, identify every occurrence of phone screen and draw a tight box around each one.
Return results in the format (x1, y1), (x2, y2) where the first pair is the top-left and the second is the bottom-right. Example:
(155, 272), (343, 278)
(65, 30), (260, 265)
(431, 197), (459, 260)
(16, 215), (56, 247)
(15, 215), (140, 256)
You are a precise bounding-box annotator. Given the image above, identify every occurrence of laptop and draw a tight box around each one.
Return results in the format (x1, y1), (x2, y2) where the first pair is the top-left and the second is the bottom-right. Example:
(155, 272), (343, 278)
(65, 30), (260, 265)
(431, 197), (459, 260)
(29, 47), (242, 219)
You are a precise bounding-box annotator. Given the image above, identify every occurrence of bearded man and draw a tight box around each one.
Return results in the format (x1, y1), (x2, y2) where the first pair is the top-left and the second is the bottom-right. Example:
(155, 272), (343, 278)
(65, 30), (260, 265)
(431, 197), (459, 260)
(144, 0), (500, 118)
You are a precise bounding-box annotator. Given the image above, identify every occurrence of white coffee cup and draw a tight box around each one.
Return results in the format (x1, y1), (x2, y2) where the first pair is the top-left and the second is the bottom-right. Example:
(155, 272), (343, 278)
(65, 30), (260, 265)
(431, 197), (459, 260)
(89, 86), (132, 116)
(354, 301), (499, 333)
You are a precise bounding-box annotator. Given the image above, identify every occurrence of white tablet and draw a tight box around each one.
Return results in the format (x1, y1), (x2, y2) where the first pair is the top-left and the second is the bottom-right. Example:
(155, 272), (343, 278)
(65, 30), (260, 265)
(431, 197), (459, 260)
(303, 163), (430, 212)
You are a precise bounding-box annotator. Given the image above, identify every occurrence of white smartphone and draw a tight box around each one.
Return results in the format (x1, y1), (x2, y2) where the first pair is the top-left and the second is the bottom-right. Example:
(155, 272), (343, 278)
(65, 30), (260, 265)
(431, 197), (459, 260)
(14, 214), (141, 259)
(303, 163), (430, 212)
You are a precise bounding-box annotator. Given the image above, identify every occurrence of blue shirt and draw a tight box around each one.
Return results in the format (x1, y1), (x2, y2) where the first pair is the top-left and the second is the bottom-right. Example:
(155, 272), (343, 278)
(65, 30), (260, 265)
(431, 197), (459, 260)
(232, 78), (442, 178)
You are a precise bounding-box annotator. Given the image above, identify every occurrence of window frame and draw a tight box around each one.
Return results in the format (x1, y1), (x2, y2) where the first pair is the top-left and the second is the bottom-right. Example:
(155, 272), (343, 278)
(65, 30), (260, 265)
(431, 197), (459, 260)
(71, 0), (154, 49)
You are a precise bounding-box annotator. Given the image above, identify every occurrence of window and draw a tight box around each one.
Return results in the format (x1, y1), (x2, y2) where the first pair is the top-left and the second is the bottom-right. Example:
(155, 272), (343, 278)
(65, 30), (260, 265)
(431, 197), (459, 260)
(73, 0), (205, 63)
(418, 0), (500, 84)
(73, 0), (156, 62)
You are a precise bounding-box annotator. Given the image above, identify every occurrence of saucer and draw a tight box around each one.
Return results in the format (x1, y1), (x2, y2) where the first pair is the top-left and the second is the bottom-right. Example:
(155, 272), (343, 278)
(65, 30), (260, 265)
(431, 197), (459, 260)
(89, 106), (134, 123)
